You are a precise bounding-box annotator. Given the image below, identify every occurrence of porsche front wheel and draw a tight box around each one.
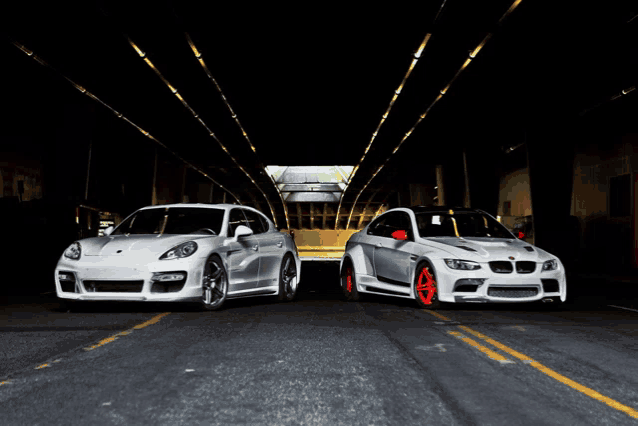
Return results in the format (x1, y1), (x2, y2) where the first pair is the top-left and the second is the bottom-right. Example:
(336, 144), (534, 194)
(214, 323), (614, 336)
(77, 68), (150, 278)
(201, 255), (228, 311)
(278, 254), (298, 302)
(414, 262), (440, 310)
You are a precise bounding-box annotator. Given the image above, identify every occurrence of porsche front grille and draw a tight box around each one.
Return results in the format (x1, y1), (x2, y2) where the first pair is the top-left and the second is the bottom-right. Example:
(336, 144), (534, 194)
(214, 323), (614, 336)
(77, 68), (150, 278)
(487, 287), (538, 298)
(83, 280), (144, 293)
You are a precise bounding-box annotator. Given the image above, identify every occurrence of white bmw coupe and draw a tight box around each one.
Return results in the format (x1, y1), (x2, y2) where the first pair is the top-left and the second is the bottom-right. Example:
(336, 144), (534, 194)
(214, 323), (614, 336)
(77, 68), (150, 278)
(55, 204), (301, 310)
(340, 206), (566, 309)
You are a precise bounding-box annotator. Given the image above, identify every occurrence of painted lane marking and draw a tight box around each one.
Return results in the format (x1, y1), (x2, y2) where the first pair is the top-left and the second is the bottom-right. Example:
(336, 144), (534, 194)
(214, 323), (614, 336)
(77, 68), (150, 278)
(506, 325), (526, 331)
(416, 343), (448, 352)
(0, 380), (12, 386)
(608, 305), (638, 314)
(448, 331), (515, 364)
(84, 312), (171, 351)
(458, 325), (638, 419)
(427, 311), (452, 321)
(34, 363), (50, 370)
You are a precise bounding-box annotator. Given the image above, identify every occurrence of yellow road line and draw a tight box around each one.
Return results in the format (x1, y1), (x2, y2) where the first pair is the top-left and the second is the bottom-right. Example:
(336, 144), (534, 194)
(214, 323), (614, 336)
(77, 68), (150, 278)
(84, 312), (171, 351)
(448, 331), (514, 364)
(459, 325), (638, 419)
(426, 310), (452, 321)
(34, 363), (50, 370)
(458, 326), (533, 362)
(0, 380), (12, 386)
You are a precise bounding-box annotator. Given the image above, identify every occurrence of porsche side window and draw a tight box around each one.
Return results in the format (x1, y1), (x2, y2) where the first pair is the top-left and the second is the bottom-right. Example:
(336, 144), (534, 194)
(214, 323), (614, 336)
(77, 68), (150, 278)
(228, 209), (250, 236)
(243, 210), (267, 234)
(258, 214), (271, 232)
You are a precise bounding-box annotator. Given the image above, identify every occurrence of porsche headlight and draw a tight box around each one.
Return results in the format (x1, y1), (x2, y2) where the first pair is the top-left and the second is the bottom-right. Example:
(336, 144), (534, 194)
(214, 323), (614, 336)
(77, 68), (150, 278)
(63, 242), (82, 260)
(160, 241), (198, 260)
(542, 259), (558, 271)
(444, 259), (481, 270)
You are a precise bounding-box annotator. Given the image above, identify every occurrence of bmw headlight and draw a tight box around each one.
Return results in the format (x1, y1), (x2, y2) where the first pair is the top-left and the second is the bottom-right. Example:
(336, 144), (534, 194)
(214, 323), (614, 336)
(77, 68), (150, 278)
(63, 242), (82, 260)
(542, 259), (558, 271)
(160, 241), (198, 260)
(444, 259), (481, 270)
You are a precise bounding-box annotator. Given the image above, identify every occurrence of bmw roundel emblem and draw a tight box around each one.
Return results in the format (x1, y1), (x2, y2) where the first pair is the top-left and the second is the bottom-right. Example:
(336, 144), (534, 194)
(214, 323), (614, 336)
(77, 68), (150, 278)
(508, 256), (515, 260)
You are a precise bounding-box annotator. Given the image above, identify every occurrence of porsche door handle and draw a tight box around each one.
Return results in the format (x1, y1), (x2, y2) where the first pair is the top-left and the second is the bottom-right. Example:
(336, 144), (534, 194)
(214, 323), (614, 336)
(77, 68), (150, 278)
(252, 245), (259, 251)
(277, 242), (283, 248)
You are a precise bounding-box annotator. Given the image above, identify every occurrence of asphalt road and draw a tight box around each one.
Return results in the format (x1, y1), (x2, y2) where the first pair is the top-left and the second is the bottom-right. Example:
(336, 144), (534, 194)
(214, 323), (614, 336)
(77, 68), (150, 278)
(2, 262), (638, 425)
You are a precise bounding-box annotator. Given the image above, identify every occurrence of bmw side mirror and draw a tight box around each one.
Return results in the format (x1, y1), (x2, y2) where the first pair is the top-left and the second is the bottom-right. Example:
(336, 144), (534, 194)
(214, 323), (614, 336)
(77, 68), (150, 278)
(103, 226), (114, 236)
(391, 230), (408, 241)
(232, 225), (253, 242)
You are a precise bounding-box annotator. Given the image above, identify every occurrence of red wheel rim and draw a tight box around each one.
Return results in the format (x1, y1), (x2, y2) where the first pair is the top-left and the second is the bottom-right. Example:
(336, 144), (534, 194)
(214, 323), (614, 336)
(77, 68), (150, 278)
(346, 267), (353, 293)
(416, 267), (437, 305)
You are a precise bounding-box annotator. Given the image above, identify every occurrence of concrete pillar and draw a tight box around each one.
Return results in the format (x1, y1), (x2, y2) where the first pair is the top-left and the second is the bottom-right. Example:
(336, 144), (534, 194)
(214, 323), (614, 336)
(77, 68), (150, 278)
(435, 165), (445, 206)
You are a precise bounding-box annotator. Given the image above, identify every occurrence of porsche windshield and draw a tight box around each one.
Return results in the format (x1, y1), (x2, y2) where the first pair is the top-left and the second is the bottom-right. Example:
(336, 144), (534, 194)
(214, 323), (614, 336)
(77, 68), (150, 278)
(416, 212), (514, 239)
(113, 207), (225, 235)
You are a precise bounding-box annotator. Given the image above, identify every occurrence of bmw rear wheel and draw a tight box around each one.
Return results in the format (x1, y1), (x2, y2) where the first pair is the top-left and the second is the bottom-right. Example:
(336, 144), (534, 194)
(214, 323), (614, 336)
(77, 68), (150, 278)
(342, 261), (360, 301)
(278, 254), (298, 301)
(201, 255), (228, 311)
(414, 262), (440, 310)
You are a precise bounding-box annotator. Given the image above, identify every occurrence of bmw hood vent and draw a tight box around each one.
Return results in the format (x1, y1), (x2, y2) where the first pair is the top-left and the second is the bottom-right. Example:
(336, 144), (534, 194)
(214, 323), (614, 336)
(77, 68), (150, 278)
(457, 246), (477, 252)
(524, 246), (534, 252)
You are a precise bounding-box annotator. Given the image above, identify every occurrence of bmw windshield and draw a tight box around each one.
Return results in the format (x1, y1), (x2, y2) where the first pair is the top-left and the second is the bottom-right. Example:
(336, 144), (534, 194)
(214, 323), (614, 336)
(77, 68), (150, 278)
(415, 212), (515, 239)
(113, 207), (225, 235)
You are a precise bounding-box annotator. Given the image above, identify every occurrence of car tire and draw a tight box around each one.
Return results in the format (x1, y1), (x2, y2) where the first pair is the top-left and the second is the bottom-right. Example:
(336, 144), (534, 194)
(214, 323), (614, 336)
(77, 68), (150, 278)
(278, 253), (298, 302)
(342, 261), (360, 301)
(201, 255), (228, 311)
(413, 261), (441, 310)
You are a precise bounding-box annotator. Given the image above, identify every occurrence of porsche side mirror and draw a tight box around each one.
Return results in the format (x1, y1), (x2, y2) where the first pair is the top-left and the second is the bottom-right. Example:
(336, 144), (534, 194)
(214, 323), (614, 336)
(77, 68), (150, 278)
(391, 229), (408, 241)
(103, 226), (114, 236)
(232, 225), (253, 242)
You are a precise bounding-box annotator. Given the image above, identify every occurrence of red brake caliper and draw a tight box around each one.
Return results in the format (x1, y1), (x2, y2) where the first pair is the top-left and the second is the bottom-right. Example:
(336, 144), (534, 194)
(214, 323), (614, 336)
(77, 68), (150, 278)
(416, 268), (437, 304)
(346, 267), (353, 293)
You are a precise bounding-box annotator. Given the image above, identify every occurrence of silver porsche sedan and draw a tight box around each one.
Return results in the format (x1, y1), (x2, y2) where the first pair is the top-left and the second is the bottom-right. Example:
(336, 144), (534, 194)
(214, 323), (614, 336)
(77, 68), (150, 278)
(340, 206), (566, 309)
(55, 204), (301, 310)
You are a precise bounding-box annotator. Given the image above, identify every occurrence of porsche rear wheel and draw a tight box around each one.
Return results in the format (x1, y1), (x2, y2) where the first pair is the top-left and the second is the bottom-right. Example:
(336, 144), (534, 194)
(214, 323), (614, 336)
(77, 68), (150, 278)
(278, 254), (298, 302)
(201, 255), (228, 311)
(414, 262), (440, 310)
(342, 261), (360, 301)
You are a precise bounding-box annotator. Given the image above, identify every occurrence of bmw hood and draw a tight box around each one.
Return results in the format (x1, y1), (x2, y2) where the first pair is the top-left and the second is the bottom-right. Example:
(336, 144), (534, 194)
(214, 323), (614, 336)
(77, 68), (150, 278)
(80, 234), (217, 257)
(420, 237), (555, 262)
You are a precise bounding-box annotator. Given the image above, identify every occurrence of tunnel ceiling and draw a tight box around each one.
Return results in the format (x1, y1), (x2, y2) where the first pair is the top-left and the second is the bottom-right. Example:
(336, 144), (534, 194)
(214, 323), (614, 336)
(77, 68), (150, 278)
(4, 1), (638, 227)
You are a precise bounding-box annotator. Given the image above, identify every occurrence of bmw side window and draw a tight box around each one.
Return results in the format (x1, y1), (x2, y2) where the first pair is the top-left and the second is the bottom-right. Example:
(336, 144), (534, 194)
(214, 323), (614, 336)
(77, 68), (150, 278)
(398, 213), (414, 241)
(381, 213), (400, 239)
(367, 216), (387, 236)
(243, 210), (266, 234)
(228, 209), (249, 236)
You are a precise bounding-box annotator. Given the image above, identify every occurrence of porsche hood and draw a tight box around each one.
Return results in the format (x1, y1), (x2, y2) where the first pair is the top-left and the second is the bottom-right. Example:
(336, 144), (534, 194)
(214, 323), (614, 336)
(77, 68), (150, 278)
(419, 237), (555, 262)
(80, 234), (217, 257)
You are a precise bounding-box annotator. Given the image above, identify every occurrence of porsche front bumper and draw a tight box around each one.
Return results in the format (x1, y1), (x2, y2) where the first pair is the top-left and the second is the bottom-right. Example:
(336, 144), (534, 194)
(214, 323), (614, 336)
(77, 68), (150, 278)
(54, 255), (208, 302)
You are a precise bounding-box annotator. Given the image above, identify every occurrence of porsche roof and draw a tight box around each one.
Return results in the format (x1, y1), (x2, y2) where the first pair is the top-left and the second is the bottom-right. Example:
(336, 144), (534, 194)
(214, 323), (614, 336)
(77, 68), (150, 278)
(407, 206), (480, 214)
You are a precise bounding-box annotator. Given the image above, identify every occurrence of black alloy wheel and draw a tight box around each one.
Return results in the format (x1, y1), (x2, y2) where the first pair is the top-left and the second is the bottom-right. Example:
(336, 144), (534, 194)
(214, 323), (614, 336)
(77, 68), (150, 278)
(278, 254), (298, 301)
(201, 255), (228, 311)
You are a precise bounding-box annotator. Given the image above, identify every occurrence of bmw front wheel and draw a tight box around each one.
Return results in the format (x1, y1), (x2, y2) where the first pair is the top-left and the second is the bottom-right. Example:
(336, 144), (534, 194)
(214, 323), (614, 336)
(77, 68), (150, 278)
(201, 255), (228, 311)
(414, 262), (440, 310)
(341, 261), (360, 301)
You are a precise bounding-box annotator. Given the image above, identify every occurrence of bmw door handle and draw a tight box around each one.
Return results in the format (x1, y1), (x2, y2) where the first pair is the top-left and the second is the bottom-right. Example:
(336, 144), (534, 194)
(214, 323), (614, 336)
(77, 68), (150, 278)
(277, 242), (283, 248)
(252, 245), (259, 251)
(375, 243), (383, 248)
